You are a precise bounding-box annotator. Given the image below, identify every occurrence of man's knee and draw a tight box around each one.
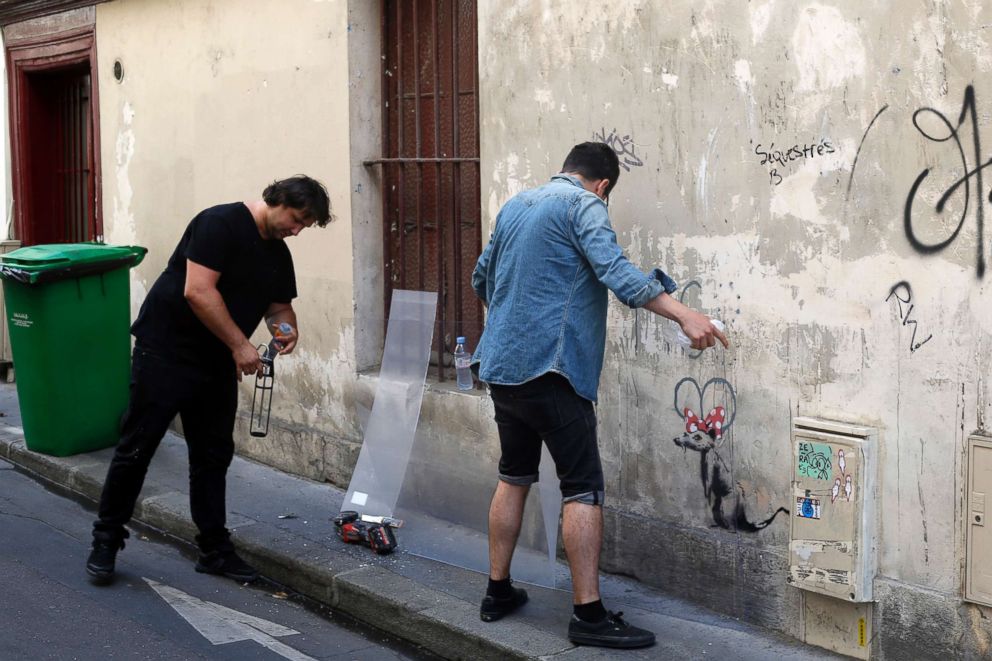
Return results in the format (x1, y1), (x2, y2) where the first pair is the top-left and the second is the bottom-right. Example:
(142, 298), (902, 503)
(562, 490), (605, 506)
(498, 472), (538, 487)
(189, 442), (234, 475)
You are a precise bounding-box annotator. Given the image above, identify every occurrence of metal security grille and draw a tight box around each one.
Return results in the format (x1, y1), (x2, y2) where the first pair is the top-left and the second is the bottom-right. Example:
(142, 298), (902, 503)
(366, 0), (482, 380)
(56, 70), (93, 243)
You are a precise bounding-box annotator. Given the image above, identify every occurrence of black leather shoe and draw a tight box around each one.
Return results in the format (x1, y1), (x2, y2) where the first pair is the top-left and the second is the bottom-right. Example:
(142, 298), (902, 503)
(86, 538), (126, 584)
(195, 550), (259, 583)
(568, 610), (656, 648)
(480, 585), (529, 622)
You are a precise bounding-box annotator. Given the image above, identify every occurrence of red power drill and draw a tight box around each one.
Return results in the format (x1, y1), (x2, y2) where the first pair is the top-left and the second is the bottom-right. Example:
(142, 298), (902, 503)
(333, 511), (397, 554)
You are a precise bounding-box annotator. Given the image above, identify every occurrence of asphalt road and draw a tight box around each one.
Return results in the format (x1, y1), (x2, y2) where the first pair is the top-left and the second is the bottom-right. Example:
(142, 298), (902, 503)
(0, 457), (439, 661)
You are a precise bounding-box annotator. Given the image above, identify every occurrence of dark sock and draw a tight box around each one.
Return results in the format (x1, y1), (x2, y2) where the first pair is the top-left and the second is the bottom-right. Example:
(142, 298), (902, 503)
(487, 577), (514, 599)
(574, 599), (608, 623)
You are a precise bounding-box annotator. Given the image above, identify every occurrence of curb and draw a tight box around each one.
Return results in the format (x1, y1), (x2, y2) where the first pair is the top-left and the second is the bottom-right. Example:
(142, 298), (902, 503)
(0, 436), (573, 660)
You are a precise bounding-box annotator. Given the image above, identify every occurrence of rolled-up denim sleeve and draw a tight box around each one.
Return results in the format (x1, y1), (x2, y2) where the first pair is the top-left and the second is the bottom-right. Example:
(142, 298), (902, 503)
(571, 195), (678, 308)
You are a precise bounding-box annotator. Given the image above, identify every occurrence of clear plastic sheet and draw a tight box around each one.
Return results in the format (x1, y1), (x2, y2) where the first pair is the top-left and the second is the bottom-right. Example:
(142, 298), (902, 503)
(395, 441), (564, 588)
(342, 290), (438, 517)
(341, 295), (565, 588)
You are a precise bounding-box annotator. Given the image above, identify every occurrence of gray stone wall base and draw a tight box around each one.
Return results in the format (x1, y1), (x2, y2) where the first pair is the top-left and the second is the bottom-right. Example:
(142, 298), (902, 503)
(600, 508), (802, 639)
(872, 578), (992, 660)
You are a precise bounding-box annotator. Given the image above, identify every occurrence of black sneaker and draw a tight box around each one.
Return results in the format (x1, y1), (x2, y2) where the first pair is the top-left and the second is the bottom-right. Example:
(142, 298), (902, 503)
(194, 550), (259, 583)
(480, 585), (529, 622)
(568, 610), (656, 648)
(86, 537), (126, 584)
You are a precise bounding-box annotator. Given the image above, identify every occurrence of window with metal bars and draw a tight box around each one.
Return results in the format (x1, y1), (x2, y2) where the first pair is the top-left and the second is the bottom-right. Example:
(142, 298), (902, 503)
(52, 68), (94, 243)
(366, 0), (482, 381)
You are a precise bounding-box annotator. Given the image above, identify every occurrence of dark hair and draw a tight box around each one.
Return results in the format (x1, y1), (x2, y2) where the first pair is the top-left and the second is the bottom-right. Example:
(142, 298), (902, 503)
(262, 175), (332, 227)
(561, 142), (621, 197)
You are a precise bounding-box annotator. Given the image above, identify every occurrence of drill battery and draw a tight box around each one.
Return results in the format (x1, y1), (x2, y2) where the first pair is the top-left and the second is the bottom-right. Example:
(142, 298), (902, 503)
(333, 510), (397, 554)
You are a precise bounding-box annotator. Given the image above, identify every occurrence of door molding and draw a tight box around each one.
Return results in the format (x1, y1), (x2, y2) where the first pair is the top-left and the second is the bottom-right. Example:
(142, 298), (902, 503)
(5, 15), (101, 243)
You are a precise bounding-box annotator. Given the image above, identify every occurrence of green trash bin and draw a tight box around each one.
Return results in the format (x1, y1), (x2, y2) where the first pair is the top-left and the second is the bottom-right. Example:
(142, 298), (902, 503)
(0, 243), (146, 456)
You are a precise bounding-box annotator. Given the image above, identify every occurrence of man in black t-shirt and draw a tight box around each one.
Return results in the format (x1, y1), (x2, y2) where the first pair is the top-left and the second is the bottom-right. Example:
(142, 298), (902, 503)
(86, 175), (331, 585)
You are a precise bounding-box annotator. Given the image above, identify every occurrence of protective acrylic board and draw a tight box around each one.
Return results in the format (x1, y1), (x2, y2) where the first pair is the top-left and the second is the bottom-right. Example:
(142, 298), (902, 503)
(965, 435), (992, 606)
(342, 290), (437, 517)
(790, 417), (877, 602)
(396, 443), (564, 588)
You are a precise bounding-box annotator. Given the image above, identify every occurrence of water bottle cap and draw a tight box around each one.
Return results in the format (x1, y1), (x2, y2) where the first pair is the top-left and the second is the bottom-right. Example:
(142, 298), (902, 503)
(456, 336), (466, 344)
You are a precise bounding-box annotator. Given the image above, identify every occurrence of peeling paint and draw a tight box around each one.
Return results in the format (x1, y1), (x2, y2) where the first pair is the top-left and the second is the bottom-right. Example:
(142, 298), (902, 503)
(791, 5), (866, 92)
(110, 101), (136, 247)
(749, 0), (776, 44)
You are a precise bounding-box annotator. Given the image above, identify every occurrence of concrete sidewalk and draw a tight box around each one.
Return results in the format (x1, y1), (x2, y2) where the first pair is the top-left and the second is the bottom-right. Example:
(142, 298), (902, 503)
(0, 383), (839, 660)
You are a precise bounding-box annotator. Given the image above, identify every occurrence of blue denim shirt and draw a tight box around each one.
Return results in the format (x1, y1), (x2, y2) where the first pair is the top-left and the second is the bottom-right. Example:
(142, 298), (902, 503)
(471, 174), (678, 402)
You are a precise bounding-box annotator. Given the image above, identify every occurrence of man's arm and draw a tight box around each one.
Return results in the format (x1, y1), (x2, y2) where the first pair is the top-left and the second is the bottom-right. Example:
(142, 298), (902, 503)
(571, 196), (728, 351)
(571, 195), (672, 308)
(184, 259), (261, 380)
(264, 302), (299, 355)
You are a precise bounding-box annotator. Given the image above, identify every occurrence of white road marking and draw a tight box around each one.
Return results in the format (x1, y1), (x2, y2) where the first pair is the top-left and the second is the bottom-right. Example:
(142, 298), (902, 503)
(144, 578), (316, 661)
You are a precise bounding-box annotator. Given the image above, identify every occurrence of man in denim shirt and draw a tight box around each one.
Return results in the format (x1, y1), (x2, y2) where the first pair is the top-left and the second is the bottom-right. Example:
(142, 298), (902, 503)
(472, 142), (728, 648)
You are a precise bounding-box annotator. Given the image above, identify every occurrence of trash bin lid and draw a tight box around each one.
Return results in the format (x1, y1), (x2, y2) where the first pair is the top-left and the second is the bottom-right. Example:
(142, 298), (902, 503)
(0, 242), (147, 285)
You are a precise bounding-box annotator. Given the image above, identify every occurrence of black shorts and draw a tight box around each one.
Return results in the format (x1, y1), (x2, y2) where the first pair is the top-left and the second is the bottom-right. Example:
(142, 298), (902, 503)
(489, 372), (605, 504)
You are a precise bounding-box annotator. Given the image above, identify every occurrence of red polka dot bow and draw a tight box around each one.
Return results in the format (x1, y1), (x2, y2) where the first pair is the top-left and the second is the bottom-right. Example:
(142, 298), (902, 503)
(684, 406), (726, 439)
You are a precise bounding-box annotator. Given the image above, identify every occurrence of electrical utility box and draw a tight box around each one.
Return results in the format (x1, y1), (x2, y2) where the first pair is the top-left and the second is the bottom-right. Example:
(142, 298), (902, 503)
(790, 418), (878, 602)
(966, 434), (992, 606)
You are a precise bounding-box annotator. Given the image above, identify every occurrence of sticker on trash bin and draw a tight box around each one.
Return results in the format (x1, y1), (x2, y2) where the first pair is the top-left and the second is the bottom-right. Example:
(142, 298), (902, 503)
(350, 491), (368, 506)
(11, 312), (32, 328)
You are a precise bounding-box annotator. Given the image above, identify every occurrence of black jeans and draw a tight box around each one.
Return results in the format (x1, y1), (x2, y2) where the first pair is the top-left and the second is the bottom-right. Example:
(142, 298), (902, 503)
(93, 346), (237, 554)
(489, 372), (605, 504)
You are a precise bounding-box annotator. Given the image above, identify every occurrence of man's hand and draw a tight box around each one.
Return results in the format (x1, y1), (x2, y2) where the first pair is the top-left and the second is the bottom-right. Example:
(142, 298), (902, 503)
(271, 322), (298, 355)
(264, 303), (299, 356)
(677, 308), (730, 351)
(643, 291), (730, 351)
(233, 339), (262, 382)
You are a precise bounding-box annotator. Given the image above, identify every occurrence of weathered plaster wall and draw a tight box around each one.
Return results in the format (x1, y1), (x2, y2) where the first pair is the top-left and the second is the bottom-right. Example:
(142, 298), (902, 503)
(94, 0), (367, 472)
(83, 0), (992, 655)
(479, 0), (992, 657)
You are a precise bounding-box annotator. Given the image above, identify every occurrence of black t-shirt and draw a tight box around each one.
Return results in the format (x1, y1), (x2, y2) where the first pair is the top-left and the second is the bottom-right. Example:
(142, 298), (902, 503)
(131, 202), (297, 370)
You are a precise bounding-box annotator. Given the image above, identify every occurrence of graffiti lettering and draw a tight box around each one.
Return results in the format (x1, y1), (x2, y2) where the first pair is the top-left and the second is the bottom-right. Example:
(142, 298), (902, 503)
(885, 281), (933, 353)
(753, 138), (835, 186)
(593, 127), (645, 172)
(905, 85), (989, 278)
(846, 105), (889, 200)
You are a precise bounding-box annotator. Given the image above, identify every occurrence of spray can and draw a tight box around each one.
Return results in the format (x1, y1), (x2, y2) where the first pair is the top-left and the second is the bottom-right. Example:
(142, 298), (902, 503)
(250, 322), (293, 437)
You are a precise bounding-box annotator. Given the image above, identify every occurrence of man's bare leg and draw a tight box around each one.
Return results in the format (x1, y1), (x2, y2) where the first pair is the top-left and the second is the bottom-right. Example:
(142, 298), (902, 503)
(562, 500), (602, 604)
(488, 480), (530, 579)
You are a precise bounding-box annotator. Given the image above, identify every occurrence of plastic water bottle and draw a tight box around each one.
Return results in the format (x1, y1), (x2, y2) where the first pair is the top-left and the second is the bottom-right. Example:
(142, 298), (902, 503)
(664, 318), (725, 347)
(454, 336), (473, 390)
(266, 321), (294, 360)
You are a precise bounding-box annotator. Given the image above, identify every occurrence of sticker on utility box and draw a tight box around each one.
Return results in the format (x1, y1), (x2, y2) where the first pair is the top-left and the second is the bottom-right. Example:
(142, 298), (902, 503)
(796, 496), (821, 519)
(11, 312), (32, 328)
(797, 441), (833, 480)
